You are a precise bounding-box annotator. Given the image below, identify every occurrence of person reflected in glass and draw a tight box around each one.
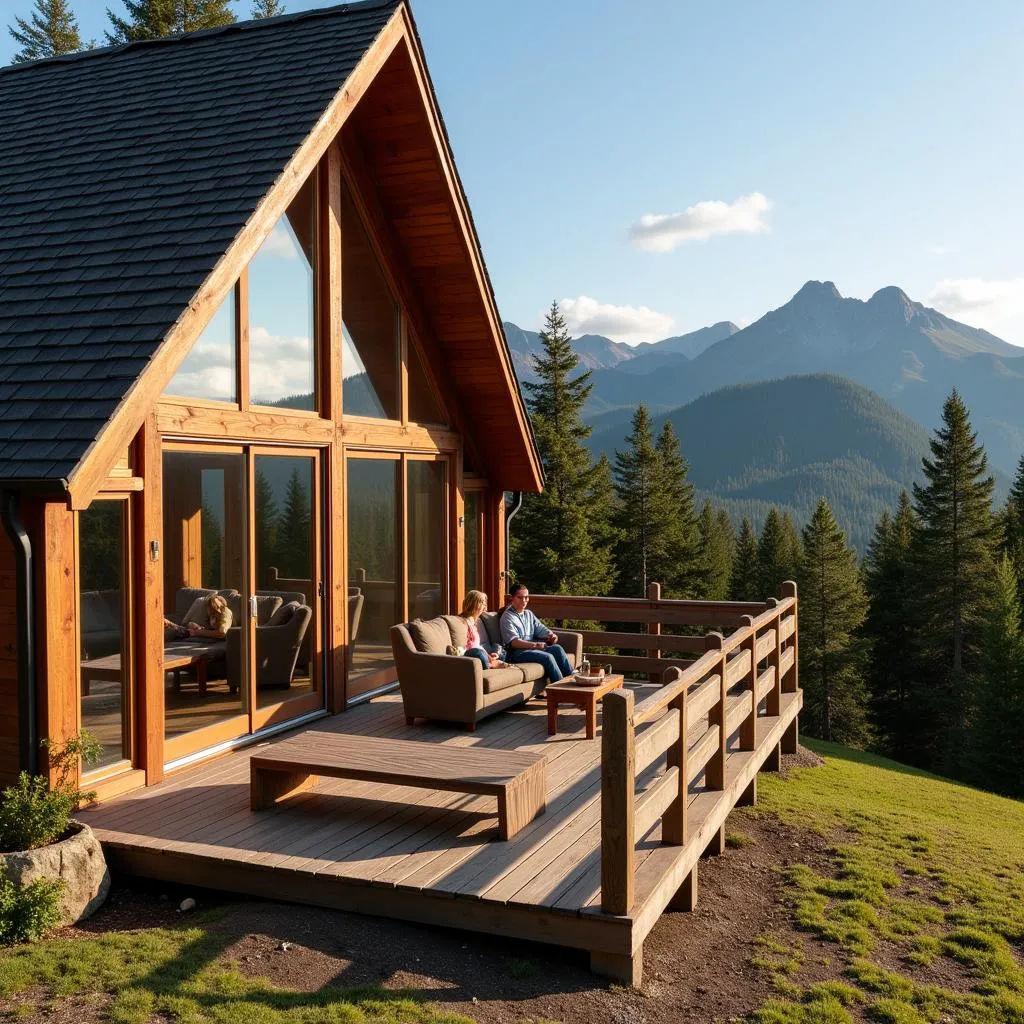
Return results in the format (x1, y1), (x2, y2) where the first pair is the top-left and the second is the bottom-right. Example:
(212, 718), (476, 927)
(459, 590), (506, 670)
(164, 594), (232, 643)
(499, 582), (574, 682)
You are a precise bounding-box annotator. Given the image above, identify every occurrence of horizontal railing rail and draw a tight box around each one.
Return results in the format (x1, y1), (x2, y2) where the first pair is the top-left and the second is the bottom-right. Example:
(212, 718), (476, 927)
(589, 581), (799, 917)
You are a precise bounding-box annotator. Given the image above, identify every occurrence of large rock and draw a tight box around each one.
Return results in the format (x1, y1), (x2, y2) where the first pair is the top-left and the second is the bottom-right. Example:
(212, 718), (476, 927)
(0, 821), (110, 924)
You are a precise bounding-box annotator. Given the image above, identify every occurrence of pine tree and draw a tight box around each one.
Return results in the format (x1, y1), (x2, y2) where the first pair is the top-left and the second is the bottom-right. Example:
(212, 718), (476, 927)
(909, 390), (996, 776)
(278, 468), (311, 579)
(798, 498), (871, 745)
(731, 517), (759, 601)
(514, 303), (615, 595)
(613, 404), (672, 596)
(652, 421), (701, 597)
(863, 491), (918, 759)
(8, 0), (82, 62)
(757, 507), (800, 599)
(251, 0), (284, 16)
(107, 0), (236, 43)
(969, 554), (1024, 797)
(253, 468), (280, 585)
(1003, 454), (1024, 614)
(696, 502), (734, 600)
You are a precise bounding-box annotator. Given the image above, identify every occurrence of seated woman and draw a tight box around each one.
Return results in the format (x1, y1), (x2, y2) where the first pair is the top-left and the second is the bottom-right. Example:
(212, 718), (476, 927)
(163, 594), (232, 643)
(458, 590), (505, 671)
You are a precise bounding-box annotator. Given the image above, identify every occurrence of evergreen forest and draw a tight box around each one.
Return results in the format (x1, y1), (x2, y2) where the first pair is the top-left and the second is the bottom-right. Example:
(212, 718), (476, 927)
(514, 305), (1024, 799)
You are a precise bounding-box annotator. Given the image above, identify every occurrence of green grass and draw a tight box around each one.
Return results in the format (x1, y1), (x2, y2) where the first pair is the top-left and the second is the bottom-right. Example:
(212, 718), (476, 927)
(0, 917), (473, 1024)
(744, 739), (1024, 1024)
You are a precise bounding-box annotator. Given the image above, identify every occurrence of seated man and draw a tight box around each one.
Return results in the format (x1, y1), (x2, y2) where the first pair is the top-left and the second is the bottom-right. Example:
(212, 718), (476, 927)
(499, 582), (574, 683)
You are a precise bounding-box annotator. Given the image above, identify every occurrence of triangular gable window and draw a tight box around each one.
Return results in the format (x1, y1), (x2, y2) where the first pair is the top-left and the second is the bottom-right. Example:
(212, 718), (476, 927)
(407, 331), (446, 426)
(164, 289), (236, 402)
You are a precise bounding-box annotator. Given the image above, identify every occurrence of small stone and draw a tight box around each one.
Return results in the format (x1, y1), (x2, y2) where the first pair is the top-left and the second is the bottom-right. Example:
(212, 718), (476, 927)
(278, 941), (292, 952)
(178, 897), (196, 912)
(471, 997), (479, 1004)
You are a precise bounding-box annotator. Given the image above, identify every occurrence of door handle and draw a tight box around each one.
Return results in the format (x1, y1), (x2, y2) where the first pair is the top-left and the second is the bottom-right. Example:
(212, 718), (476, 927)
(249, 595), (258, 619)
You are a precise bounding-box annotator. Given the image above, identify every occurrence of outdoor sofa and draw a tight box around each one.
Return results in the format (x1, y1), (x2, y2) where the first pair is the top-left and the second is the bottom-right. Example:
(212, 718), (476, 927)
(390, 611), (582, 730)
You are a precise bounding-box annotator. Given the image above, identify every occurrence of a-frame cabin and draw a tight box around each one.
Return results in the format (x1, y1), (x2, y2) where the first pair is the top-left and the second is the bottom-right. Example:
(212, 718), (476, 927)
(0, 0), (542, 796)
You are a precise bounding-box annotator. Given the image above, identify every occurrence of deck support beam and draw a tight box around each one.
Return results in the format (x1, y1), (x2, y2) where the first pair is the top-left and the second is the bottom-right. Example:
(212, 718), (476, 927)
(736, 777), (757, 807)
(703, 825), (726, 858)
(762, 741), (782, 773)
(668, 862), (698, 912)
(590, 948), (643, 987)
(782, 717), (798, 755)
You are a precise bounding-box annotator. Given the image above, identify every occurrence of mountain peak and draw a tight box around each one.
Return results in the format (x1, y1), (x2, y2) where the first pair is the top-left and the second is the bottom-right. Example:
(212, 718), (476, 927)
(792, 280), (842, 304)
(868, 285), (917, 323)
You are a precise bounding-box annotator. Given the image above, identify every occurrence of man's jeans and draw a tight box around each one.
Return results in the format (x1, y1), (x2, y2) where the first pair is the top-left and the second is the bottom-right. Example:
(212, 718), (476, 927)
(507, 643), (573, 682)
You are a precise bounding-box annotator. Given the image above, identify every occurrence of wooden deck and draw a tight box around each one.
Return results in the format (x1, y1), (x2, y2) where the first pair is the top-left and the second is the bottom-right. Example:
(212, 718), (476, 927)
(81, 684), (802, 981)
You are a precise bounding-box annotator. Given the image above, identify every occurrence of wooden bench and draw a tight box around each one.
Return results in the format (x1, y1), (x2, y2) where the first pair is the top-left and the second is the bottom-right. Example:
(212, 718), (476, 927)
(249, 730), (547, 840)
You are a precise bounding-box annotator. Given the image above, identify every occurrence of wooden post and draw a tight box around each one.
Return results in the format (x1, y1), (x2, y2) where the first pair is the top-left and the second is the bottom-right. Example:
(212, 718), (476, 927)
(661, 666), (687, 846)
(703, 826), (726, 857)
(601, 687), (635, 917)
(737, 777), (757, 806)
(739, 614), (757, 751)
(669, 860), (698, 912)
(646, 581), (661, 685)
(781, 581), (799, 755)
(763, 742), (782, 772)
(765, 598), (782, 718)
(781, 581), (798, 693)
(705, 632), (726, 790)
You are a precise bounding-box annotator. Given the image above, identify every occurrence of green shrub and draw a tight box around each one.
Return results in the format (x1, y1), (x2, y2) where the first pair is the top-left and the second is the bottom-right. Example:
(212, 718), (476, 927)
(0, 734), (101, 853)
(0, 877), (63, 945)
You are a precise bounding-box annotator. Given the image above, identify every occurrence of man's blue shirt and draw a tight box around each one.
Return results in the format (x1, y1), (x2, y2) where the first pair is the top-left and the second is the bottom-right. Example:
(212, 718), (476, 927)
(499, 606), (550, 646)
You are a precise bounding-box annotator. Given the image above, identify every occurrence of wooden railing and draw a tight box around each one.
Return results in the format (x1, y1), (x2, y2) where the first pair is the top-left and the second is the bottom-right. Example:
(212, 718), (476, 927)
(529, 582), (799, 916)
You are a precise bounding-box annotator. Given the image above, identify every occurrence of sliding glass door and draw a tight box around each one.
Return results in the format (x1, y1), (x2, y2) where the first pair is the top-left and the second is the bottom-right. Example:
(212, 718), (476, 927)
(162, 444), (324, 762)
(346, 452), (448, 702)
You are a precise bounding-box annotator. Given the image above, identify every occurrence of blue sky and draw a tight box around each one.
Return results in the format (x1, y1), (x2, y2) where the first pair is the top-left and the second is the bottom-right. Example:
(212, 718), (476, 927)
(4, 0), (1024, 344)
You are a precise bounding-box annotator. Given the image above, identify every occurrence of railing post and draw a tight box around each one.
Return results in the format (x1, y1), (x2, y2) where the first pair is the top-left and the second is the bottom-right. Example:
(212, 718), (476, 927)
(705, 632), (726, 791)
(601, 688), (635, 916)
(739, 614), (757, 752)
(781, 581), (799, 754)
(765, 598), (782, 718)
(647, 581), (661, 684)
(661, 666), (687, 846)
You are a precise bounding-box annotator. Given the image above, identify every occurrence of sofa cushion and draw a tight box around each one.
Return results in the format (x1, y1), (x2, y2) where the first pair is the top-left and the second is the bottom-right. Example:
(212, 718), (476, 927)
(172, 587), (215, 624)
(408, 617), (452, 654)
(481, 666), (527, 694)
(479, 611), (503, 646)
(254, 595), (282, 625)
(517, 661), (548, 684)
(442, 614), (468, 647)
(268, 600), (299, 627)
(181, 595), (212, 628)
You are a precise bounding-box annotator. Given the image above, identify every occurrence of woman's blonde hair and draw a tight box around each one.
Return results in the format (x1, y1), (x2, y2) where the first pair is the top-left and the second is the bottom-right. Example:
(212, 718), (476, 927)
(206, 594), (227, 616)
(460, 590), (487, 618)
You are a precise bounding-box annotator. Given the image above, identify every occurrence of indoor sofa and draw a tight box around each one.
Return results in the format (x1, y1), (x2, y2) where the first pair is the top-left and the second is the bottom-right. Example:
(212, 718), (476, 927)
(390, 611), (582, 730)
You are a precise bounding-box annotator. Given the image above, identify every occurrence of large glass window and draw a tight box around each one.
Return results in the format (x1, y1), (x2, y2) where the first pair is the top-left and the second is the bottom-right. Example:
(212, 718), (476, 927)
(407, 460), (446, 621)
(162, 451), (247, 741)
(346, 458), (400, 695)
(407, 332), (445, 425)
(254, 454), (318, 707)
(163, 290), (236, 402)
(341, 187), (400, 419)
(250, 176), (317, 410)
(464, 491), (482, 595)
(79, 501), (130, 771)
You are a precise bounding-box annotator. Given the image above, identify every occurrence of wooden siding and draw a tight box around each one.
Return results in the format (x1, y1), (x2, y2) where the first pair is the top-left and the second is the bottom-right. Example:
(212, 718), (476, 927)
(0, 529), (18, 784)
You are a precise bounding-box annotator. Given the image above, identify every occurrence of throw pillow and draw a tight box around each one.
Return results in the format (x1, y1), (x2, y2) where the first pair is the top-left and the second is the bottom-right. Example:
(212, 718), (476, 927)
(408, 617), (452, 654)
(445, 644), (466, 657)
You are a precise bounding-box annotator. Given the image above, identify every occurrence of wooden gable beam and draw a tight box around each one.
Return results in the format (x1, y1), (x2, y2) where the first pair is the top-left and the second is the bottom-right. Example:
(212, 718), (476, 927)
(65, 7), (408, 510)
(387, 16), (542, 491)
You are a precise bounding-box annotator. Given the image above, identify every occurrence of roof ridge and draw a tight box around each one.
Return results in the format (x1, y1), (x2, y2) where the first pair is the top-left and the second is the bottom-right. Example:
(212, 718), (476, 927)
(0, 0), (402, 77)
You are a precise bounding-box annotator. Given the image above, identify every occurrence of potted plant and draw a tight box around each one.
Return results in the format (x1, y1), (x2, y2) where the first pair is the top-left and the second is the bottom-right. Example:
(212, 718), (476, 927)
(0, 734), (110, 943)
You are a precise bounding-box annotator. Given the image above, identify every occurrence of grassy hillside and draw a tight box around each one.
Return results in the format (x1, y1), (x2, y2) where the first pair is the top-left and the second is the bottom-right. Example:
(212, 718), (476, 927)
(746, 741), (1024, 1023)
(589, 374), (932, 552)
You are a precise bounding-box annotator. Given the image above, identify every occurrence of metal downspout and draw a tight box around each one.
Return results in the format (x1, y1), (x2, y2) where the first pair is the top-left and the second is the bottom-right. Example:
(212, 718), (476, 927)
(1, 490), (37, 776)
(505, 490), (524, 584)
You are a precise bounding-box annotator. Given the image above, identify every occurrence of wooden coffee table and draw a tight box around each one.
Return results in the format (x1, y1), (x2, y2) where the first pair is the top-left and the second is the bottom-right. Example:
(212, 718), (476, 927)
(546, 673), (625, 739)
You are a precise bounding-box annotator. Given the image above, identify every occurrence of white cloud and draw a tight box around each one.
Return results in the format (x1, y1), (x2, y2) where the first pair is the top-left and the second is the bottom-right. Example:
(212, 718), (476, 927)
(928, 277), (1024, 332)
(556, 296), (673, 344)
(926, 243), (956, 256)
(630, 192), (772, 252)
(259, 223), (300, 260)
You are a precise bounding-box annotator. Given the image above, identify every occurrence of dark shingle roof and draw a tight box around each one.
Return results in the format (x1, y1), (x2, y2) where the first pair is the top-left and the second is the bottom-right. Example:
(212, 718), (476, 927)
(0, 0), (400, 484)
